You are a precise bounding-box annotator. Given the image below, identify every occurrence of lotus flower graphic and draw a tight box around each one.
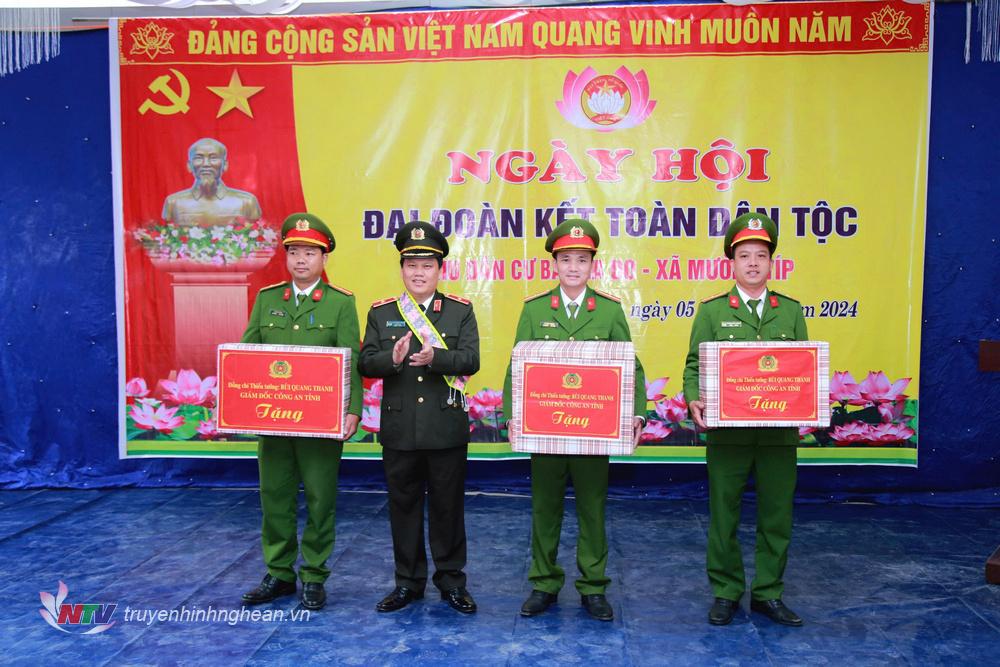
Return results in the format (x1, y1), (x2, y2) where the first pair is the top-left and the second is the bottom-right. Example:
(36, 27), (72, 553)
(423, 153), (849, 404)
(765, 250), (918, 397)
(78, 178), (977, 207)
(556, 66), (656, 132)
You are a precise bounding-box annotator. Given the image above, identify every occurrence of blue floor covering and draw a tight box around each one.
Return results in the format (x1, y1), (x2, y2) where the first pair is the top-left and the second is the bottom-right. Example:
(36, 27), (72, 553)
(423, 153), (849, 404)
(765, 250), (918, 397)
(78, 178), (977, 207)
(0, 488), (997, 665)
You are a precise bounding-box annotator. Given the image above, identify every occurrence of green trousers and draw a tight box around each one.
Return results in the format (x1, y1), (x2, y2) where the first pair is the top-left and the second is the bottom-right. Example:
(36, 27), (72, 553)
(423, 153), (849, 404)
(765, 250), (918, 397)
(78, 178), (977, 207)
(706, 443), (796, 601)
(258, 436), (344, 584)
(529, 453), (610, 595)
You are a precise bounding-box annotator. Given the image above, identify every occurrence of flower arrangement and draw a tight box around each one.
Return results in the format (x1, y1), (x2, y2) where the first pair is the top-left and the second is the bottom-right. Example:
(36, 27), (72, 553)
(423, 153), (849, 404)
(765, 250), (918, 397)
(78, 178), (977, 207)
(808, 370), (916, 446)
(639, 377), (698, 445)
(124, 369), (242, 441)
(132, 217), (278, 265)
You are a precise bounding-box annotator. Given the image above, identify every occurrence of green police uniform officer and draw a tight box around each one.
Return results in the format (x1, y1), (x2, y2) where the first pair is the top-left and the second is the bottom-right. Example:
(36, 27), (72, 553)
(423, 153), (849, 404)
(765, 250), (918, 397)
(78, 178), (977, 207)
(682, 213), (808, 627)
(359, 221), (481, 615)
(240, 213), (363, 611)
(503, 219), (646, 621)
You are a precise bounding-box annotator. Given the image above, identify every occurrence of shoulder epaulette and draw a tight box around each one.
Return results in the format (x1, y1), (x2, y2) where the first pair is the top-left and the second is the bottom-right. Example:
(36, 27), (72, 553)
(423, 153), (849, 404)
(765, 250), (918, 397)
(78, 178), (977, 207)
(326, 282), (353, 296)
(259, 281), (288, 292)
(769, 291), (800, 304)
(524, 290), (551, 303)
(593, 288), (621, 303)
(701, 291), (729, 304)
(444, 293), (470, 305)
(371, 296), (398, 308)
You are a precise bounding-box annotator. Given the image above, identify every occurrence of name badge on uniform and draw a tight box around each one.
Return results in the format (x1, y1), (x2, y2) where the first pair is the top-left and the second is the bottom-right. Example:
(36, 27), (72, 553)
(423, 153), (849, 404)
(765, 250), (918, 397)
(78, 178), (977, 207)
(386, 320), (408, 328)
(269, 309), (286, 317)
(540, 321), (559, 328)
(721, 321), (742, 328)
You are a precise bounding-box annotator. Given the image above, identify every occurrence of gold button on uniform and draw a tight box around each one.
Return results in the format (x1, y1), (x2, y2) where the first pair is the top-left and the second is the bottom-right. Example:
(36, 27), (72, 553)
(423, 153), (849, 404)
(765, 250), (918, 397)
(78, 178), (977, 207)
(569, 336), (575, 341)
(544, 335), (550, 340)
(757, 335), (762, 340)
(319, 324), (324, 329)
(293, 324), (300, 330)
(417, 397), (424, 403)
(269, 323), (274, 328)
(417, 376), (423, 382)
(391, 335), (396, 340)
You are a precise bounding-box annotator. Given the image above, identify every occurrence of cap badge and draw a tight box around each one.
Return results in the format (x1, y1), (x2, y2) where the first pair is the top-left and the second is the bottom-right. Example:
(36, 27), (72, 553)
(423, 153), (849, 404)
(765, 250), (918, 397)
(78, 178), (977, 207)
(569, 225), (584, 238)
(295, 219), (310, 231)
(411, 228), (426, 240)
(747, 218), (763, 230)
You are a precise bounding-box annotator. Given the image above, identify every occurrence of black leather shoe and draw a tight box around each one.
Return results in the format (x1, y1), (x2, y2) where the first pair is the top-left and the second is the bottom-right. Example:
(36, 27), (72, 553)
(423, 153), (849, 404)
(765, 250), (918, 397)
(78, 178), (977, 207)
(520, 590), (558, 617)
(581, 594), (613, 621)
(750, 599), (803, 626)
(300, 582), (326, 610)
(376, 586), (424, 612)
(708, 598), (739, 625)
(441, 587), (477, 614)
(242, 574), (296, 605)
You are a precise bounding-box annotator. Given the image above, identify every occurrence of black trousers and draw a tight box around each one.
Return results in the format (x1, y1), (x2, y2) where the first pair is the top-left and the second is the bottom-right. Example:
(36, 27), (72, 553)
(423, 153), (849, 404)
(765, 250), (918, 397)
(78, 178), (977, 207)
(382, 445), (468, 592)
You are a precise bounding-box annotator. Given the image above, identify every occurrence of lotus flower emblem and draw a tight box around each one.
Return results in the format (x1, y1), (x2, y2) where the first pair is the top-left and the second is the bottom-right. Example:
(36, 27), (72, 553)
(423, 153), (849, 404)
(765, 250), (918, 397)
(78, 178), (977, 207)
(557, 66), (656, 132)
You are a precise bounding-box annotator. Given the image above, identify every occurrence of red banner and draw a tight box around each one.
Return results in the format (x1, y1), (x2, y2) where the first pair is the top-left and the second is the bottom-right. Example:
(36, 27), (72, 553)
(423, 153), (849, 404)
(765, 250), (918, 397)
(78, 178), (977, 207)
(216, 344), (349, 439)
(520, 362), (623, 439)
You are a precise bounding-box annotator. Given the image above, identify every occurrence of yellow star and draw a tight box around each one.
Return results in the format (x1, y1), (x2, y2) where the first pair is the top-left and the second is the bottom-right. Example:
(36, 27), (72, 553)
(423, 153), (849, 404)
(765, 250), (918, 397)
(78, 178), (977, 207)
(207, 70), (264, 119)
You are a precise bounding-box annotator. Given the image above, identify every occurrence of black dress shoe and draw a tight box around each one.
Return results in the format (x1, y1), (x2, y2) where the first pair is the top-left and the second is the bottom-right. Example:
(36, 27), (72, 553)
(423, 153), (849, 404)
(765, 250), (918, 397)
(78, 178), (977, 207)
(708, 598), (739, 625)
(520, 590), (558, 617)
(750, 599), (803, 626)
(300, 582), (326, 610)
(441, 587), (477, 614)
(376, 586), (424, 612)
(581, 594), (613, 621)
(242, 574), (296, 605)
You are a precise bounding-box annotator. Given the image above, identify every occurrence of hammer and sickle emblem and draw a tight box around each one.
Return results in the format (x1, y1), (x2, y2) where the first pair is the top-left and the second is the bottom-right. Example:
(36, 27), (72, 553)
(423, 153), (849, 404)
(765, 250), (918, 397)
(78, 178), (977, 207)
(138, 68), (191, 115)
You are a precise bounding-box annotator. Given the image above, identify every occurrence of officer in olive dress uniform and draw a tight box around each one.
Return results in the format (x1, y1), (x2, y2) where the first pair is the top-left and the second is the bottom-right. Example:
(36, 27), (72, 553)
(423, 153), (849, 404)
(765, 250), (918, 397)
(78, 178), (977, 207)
(240, 213), (363, 611)
(502, 219), (646, 622)
(683, 213), (808, 627)
(358, 221), (480, 614)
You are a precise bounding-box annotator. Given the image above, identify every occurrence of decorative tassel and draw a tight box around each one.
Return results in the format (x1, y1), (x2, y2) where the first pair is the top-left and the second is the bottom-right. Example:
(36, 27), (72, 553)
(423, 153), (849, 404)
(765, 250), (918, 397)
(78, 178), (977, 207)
(980, 0), (1000, 63)
(0, 7), (61, 78)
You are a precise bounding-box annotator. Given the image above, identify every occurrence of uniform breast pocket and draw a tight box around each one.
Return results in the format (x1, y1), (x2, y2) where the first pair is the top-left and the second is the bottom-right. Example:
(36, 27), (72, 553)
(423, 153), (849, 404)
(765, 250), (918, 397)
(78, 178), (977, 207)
(304, 318), (337, 344)
(575, 324), (610, 341)
(765, 325), (797, 341)
(380, 331), (407, 350)
(261, 315), (288, 342)
(715, 326), (752, 342)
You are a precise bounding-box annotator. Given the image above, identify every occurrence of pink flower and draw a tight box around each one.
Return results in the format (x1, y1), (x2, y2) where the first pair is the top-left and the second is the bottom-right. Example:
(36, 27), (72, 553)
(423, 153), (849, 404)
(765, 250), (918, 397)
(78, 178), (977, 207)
(829, 421), (872, 444)
(361, 405), (380, 433)
(858, 371), (911, 405)
(126, 377), (150, 398)
(877, 400), (912, 423)
(870, 422), (915, 444)
(157, 369), (217, 406)
(799, 426), (817, 436)
(364, 379), (383, 408)
(129, 402), (184, 433)
(654, 392), (688, 424)
(197, 420), (218, 438)
(639, 420), (672, 443)
(468, 388), (503, 421)
(645, 377), (669, 402)
(830, 371), (865, 406)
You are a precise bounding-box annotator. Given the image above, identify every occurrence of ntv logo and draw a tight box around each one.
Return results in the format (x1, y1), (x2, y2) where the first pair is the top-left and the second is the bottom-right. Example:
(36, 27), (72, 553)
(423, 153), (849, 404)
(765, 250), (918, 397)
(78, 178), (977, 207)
(39, 581), (116, 634)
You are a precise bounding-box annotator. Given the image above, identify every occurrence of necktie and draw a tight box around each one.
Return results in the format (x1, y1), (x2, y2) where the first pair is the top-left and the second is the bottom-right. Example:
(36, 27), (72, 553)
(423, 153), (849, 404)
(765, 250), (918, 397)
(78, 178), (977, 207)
(567, 302), (579, 319)
(747, 299), (761, 328)
(419, 304), (426, 312)
(296, 292), (306, 309)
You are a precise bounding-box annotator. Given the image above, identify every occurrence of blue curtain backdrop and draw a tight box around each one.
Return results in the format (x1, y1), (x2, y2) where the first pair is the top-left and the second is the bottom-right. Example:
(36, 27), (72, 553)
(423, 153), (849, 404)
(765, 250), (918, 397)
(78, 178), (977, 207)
(0, 2), (998, 502)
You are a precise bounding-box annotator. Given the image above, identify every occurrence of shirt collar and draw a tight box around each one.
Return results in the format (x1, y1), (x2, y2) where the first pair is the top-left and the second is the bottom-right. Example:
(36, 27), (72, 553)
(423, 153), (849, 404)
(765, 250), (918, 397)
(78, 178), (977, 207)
(735, 285), (767, 310)
(559, 287), (584, 308)
(188, 182), (229, 201)
(293, 279), (321, 299)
